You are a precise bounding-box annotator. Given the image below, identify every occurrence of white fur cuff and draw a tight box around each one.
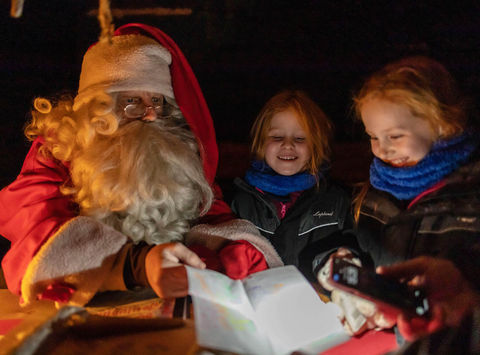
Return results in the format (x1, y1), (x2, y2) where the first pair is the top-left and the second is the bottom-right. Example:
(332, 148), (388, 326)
(21, 216), (128, 307)
(186, 219), (283, 268)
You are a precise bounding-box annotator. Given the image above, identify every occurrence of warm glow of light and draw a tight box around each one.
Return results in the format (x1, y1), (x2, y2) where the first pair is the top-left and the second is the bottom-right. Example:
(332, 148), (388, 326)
(10, 0), (25, 18)
(88, 7), (193, 18)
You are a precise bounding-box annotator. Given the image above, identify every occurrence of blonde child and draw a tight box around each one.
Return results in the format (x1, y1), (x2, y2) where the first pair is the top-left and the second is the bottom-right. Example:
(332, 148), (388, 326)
(231, 90), (357, 281)
(320, 56), (480, 340)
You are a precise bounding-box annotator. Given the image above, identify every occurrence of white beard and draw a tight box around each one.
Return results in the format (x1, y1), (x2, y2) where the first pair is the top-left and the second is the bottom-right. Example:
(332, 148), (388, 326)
(68, 119), (213, 244)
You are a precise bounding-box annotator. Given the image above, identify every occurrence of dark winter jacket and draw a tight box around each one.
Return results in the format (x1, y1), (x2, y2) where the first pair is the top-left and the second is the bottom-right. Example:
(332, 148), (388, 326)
(231, 177), (357, 281)
(356, 151), (480, 292)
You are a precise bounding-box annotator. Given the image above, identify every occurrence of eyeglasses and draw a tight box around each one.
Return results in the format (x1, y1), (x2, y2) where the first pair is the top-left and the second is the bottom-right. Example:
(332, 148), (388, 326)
(121, 96), (165, 119)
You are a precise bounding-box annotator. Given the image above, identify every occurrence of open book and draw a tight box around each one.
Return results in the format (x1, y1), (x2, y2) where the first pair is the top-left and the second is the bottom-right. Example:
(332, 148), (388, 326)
(186, 265), (349, 355)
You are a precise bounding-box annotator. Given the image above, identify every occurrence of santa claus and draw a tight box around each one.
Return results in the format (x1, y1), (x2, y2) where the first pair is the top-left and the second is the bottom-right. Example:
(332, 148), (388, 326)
(0, 23), (282, 306)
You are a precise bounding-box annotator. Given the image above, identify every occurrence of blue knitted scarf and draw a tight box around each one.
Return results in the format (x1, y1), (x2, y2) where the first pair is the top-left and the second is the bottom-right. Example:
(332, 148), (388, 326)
(245, 160), (319, 196)
(370, 132), (477, 200)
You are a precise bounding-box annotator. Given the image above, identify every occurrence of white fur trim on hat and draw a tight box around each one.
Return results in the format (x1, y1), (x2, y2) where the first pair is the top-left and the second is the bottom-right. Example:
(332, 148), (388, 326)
(74, 34), (174, 110)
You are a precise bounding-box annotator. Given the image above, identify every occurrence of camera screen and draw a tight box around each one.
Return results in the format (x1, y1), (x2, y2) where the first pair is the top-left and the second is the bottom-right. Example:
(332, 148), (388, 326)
(331, 258), (429, 316)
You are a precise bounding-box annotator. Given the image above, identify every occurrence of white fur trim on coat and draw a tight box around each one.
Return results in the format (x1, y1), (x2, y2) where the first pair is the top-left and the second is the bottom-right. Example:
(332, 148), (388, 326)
(21, 216), (128, 307)
(185, 219), (283, 268)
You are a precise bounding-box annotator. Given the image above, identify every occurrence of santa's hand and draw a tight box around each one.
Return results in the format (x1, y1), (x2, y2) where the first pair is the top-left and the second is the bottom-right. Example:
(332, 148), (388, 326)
(377, 256), (479, 340)
(219, 240), (268, 280)
(145, 242), (206, 298)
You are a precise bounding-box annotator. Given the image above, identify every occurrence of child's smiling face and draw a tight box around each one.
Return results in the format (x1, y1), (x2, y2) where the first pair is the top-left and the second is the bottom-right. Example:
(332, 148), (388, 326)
(361, 98), (438, 167)
(264, 109), (311, 176)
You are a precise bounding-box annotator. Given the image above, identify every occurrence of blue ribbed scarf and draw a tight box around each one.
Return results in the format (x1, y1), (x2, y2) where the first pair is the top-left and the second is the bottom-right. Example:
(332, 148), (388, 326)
(370, 132), (477, 200)
(245, 160), (319, 196)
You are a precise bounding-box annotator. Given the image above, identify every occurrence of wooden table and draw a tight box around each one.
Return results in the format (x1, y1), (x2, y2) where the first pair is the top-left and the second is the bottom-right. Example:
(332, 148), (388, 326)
(0, 289), (397, 355)
(0, 290), (200, 354)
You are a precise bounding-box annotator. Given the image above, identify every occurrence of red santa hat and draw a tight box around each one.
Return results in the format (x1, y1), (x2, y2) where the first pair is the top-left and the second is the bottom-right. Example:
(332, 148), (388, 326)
(72, 23), (219, 188)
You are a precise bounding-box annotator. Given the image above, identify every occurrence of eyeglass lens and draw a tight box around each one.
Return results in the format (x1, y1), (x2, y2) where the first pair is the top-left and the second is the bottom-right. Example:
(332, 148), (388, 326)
(124, 104), (163, 118)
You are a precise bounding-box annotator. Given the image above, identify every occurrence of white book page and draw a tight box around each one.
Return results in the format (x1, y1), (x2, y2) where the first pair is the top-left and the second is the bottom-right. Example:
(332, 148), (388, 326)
(243, 266), (347, 355)
(186, 266), (273, 355)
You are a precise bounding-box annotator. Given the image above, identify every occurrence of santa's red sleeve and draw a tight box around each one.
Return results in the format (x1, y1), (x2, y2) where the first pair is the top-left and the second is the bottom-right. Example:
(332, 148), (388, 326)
(0, 138), (129, 306)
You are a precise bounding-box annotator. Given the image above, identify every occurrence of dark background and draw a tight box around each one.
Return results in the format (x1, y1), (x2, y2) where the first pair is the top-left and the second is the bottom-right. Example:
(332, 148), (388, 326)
(1, 0), (479, 188)
(0, 1), (479, 281)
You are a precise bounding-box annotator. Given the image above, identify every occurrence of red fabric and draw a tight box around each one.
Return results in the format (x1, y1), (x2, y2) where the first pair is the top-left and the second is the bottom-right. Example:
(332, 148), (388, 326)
(189, 241), (267, 280)
(188, 244), (223, 272)
(219, 240), (268, 280)
(407, 180), (446, 209)
(0, 23), (233, 297)
(397, 314), (444, 341)
(0, 319), (22, 335)
(272, 191), (301, 219)
(37, 282), (76, 303)
(0, 138), (76, 294)
(198, 184), (235, 224)
(321, 329), (398, 355)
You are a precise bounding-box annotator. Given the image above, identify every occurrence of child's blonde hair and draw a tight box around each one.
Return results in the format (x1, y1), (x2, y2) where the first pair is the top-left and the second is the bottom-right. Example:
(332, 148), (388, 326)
(250, 90), (333, 176)
(353, 56), (467, 139)
(352, 56), (468, 221)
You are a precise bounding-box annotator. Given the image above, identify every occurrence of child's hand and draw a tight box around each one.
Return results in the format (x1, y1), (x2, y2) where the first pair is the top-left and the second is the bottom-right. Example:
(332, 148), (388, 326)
(317, 247), (358, 292)
(317, 248), (396, 335)
(145, 242), (206, 299)
(377, 256), (480, 340)
(330, 289), (396, 335)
